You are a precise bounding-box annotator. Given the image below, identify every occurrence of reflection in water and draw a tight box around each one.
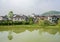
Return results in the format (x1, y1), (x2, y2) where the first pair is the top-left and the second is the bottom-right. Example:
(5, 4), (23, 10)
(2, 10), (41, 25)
(8, 31), (13, 40)
(0, 28), (60, 42)
(0, 27), (60, 35)
(39, 28), (59, 35)
(0, 28), (60, 34)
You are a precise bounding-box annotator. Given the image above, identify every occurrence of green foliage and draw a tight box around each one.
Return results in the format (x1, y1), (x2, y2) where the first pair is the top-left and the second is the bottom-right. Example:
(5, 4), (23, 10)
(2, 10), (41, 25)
(8, 11), (13, 19)
(44, 20), (50, 26)
(0, 20), (13, 25)
(25, 21), (30, 25)
(38, 20), (44, 26)
(0, 20), (32, 25)
(13, 21), (23, 25)
(39, 20), (56, 26)
(28, 17), (34, 24)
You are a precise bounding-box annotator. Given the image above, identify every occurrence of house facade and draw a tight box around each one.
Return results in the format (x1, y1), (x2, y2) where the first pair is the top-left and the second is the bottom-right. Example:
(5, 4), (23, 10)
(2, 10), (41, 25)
(48, 16), (59, 23)
(0, 14), (59, 24)
(0, 16), (8, 21)
(39, 15), (59, 24)
(13, 15), (28, 21)
(32, 14), (40, 23)
(0, 16), (3, 20)
(13, 15), (24, 21)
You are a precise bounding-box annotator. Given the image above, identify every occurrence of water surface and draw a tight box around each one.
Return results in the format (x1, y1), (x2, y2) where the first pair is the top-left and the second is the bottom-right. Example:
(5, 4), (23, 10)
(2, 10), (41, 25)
(0, 28), (60, 42)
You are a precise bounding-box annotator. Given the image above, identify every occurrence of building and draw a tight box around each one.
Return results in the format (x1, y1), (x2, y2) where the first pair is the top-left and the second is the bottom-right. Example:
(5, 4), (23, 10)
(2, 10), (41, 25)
(0, 16), (3, 20)
(0, 16), (8, 21)
(13, 14), (28, 21)
(32, 14), (40, 23)
(48, 15), (59, 23)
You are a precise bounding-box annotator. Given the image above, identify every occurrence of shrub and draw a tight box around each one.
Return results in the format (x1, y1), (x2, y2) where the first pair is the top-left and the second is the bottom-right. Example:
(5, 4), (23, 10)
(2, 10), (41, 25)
(44, 20), (50, 26)
(39, 20), (56, 26)
(25, 21), (30, 25)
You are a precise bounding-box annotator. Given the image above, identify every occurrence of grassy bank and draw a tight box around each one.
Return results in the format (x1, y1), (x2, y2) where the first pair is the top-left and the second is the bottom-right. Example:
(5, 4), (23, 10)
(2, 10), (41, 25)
(0, 25), (60, 28)
(0, 25), (40, 28)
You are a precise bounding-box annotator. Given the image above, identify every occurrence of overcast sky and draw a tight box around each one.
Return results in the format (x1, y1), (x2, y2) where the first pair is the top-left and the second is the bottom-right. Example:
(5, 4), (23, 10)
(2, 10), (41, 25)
(0, 0), (60, 16)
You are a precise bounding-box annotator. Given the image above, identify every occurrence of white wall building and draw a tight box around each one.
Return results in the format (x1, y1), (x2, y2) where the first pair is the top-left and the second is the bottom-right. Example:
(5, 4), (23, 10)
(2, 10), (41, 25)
(13, 15), (26, 21)
(0, 16), (8, 20)
(48, 16), (58, 23)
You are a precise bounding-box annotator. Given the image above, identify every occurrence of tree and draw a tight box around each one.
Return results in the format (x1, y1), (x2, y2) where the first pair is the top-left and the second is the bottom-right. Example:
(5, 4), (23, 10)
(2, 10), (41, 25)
(29, 17), (34, 24)
(8, 11), (13, 20)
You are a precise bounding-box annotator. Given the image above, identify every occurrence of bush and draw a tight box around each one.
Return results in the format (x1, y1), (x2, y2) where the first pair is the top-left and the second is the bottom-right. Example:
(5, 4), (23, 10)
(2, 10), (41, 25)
(44, 20), (50, 26)
(44, 20), (56, 26)
(0, 20), (13, 25)
(39, 20), (44, 26)
(13, 21), (25, 25)
(0, 20), (30, 25)
(25, 21), (30, 25)
(39, 20), (56, 26)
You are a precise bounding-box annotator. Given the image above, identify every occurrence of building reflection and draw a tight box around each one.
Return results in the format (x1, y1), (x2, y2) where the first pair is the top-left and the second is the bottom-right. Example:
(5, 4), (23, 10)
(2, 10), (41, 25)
(0, 27), (60, 35)
(39, 28), (60, 35)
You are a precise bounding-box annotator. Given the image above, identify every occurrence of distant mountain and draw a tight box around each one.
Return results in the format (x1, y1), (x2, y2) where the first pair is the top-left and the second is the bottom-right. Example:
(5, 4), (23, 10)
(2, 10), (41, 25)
(42, 11), (60, 16)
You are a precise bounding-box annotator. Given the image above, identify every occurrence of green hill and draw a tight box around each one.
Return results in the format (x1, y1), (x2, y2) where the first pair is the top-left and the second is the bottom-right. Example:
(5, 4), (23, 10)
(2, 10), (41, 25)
(42, 11), (60, 16)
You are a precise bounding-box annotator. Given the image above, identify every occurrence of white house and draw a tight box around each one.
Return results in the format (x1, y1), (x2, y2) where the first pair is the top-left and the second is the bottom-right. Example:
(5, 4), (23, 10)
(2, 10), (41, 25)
(13, 15), (23, 21)
(13, 15), (28, 21)
(0, 16), (3, 20)
(48, 16), (59, 23)
(0, 16), (8, 21)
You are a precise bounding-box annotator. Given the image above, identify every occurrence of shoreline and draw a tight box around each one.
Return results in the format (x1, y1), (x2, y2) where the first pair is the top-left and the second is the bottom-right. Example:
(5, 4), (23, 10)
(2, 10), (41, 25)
(0, 25), (60, 28)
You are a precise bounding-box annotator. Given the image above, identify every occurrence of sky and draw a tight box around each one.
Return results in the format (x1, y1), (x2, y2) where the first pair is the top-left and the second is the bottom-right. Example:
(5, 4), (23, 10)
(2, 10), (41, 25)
(0, 0), (60, 16)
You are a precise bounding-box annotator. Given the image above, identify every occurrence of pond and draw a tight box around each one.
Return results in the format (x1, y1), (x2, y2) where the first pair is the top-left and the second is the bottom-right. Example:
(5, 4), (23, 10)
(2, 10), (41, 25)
(0, 28), (60, 42)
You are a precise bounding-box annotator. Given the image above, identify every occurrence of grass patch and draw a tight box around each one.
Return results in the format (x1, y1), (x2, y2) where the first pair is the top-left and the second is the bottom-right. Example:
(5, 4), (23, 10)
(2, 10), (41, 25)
(0, 25), (60, 29)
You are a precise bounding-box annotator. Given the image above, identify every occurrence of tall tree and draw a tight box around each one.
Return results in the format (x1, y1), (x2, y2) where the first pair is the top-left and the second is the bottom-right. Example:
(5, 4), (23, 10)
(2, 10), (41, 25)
(8, 11), (13, 20)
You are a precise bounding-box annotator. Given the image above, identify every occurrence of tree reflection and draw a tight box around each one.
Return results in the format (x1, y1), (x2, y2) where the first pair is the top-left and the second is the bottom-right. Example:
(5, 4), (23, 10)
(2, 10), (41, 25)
(0, 27), (60, 35)
(13, 28), (38, 33)
(8, 31), (13, 40)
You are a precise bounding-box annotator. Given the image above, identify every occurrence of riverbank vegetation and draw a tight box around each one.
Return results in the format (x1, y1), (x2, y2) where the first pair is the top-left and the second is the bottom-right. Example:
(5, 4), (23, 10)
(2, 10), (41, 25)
(0, 19), (60, 28)
(0, 11), (60, 28)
